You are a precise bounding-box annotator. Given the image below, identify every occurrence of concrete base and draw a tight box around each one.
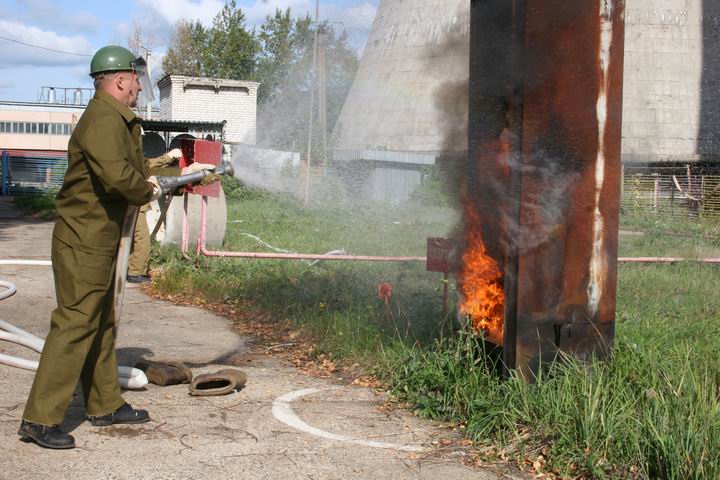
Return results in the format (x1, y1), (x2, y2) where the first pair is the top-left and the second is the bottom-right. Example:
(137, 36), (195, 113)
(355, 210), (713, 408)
(146, 190), (228, 248)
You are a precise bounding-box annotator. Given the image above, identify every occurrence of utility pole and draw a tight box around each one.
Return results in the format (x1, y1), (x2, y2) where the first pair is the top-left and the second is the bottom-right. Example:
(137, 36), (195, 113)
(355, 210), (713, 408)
(304, 0), (321, 205)
(145, 50), (152, 120)
(318, 28), (328, 165)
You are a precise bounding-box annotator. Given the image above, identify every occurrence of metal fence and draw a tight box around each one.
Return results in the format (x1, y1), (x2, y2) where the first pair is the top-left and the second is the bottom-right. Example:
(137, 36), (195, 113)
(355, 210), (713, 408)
(621, 166), (720, 219)
(0, 150), (67, 196)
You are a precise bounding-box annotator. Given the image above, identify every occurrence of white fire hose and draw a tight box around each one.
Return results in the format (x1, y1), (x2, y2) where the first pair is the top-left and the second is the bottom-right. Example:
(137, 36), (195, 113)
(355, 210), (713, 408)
(0, 263), (147, 389)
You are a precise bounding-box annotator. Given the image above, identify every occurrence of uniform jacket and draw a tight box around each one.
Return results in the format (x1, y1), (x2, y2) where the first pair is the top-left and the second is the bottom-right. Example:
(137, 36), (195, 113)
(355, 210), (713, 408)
(53, 90), (179, 255)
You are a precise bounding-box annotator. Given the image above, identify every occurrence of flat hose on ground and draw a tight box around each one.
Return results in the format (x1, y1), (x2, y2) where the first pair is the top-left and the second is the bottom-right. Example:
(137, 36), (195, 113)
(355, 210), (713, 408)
(0, 264), (147, 389)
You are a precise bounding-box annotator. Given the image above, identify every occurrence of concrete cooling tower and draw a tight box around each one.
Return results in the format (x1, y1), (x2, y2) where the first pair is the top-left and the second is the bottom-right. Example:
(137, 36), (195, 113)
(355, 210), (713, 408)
(334, 0), (720, 164)
(332, 0), (470, 155)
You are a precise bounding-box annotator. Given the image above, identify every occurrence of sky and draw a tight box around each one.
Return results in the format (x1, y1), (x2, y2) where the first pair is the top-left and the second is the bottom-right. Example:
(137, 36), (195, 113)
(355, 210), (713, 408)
(0, 0), (378, 102)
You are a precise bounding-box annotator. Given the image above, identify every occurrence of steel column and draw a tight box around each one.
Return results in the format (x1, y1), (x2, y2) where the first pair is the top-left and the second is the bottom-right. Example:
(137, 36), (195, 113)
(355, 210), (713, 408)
(467, 0), (626, 378)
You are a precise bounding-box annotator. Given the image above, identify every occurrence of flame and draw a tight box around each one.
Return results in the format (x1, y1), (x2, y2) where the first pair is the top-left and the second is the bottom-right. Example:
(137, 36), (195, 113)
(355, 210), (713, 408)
(458, 203), (505, 345)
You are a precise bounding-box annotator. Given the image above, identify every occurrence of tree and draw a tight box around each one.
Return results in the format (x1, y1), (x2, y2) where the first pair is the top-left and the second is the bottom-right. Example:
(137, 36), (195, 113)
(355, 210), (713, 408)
(256, 13), (359, 155)
(256, 8), (296, 103)
(126, 20), (157, 58)
(162, 20), (207, 77)
(203, 0), (260, 80)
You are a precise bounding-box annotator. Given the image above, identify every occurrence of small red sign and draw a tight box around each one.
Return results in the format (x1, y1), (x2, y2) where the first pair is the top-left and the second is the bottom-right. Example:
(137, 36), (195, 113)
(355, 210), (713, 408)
(426, 238), (454, 273)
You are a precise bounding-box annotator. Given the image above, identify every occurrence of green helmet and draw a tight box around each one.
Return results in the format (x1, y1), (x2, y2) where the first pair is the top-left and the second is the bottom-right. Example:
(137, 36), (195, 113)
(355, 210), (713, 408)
(90, 45), (136, 76)
(90, 45), (155, 102)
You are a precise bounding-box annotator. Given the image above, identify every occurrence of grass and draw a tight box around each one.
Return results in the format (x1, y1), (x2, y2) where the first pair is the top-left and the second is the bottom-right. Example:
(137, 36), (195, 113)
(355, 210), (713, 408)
(18, 183), (720, 478)
(13, 190), (58, 218)
(152, 188), (459, 360)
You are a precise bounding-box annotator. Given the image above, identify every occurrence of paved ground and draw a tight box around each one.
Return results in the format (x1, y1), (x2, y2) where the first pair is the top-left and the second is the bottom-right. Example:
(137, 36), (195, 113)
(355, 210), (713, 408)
(0, 198), (519, 480)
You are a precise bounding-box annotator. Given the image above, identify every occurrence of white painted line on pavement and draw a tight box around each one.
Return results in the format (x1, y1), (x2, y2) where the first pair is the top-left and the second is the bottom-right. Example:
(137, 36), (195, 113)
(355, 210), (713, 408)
(272, 387), (425, 453)
(0, 260), (52, 266)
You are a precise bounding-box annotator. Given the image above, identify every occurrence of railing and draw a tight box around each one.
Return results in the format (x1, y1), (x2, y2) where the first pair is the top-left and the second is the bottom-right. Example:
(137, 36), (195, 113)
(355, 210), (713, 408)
(0, 150), (67, 196)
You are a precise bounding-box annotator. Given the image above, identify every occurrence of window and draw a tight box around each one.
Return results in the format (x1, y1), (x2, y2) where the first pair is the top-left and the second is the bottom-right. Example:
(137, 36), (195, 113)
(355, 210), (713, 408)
(62, 124), (70, 136)
(0, 122), (4, 133)
(30, 122), (37, 134)
(40, 123), (49, 134)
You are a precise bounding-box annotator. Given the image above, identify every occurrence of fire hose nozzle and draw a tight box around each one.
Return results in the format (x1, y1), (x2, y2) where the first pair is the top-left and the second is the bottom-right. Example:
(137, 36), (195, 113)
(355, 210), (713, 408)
(154, 161), (235, 195)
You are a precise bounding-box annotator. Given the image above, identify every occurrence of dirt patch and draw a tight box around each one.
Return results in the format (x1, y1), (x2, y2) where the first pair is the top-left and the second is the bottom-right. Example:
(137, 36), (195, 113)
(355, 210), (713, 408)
(92, 425), (158, 439)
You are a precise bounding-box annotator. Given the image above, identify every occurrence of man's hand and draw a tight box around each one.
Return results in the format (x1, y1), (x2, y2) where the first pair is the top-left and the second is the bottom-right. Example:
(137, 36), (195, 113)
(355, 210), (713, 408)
(167, 148), (183, 160)
(199, 173), (222, 187)
(147, 176), (162, 201)
(181, 163), (216, 175)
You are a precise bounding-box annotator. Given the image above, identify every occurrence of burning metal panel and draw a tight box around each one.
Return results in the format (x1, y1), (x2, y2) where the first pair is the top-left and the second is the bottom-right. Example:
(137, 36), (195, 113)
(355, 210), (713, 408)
(466, 0), (625, 378)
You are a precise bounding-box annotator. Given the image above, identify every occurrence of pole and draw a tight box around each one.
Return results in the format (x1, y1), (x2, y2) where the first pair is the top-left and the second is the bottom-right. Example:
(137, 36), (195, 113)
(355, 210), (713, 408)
(1, 152), (8, 196)
(304, 0), (320, 205)
(145, 50), (152, 120)
(318, 31), (328, 165)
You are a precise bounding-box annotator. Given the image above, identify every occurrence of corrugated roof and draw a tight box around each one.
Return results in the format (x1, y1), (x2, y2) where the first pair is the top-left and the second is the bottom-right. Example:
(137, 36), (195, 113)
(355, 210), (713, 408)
(139, 119), (226, 132)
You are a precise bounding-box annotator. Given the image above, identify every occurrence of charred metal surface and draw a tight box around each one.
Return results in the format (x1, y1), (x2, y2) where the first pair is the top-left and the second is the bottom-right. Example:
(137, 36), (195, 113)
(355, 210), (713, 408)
(467, 0), (625, 379)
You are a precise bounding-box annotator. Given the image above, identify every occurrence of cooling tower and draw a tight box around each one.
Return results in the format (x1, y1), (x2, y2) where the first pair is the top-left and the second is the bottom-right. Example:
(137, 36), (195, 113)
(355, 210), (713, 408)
(334, 0), (720, 163)
(332, 0), (470, 154)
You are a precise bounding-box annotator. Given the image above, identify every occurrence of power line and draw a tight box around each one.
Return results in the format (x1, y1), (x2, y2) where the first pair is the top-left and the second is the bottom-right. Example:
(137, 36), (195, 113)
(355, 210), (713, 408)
(0, 34), (92, 57)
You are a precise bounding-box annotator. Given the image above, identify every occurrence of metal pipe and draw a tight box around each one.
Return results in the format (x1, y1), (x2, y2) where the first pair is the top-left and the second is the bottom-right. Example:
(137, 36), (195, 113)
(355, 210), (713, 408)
(618, 257), (720, 264)
(196, 196), (426, 262)
(194, 196), (720, 265)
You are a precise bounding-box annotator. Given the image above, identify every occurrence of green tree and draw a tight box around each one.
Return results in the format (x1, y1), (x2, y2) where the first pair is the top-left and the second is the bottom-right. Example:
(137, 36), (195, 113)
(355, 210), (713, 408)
(256, 13), (359, 155)
(204, 0), (260, 80)
(162, 19), (207, 77)
(256, 8), (296, 103)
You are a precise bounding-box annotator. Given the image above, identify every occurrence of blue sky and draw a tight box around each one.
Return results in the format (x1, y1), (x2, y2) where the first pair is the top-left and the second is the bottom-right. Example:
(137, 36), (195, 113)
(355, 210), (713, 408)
(0, 0), (378, 102)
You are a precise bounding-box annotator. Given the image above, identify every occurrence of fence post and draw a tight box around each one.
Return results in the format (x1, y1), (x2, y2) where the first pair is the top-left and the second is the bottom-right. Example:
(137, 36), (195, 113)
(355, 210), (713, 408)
(653, 174), (659, 212)
(1, 151), (8, 196)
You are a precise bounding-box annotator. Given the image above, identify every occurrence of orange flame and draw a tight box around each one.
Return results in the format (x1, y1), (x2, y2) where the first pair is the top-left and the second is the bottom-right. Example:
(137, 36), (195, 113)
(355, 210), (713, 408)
(458, 203), (505, 345)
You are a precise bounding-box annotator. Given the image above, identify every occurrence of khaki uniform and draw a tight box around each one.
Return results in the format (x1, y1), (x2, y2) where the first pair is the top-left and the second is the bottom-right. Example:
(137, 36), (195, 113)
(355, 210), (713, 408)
(22, 91), (179, 425)
(128, 153), (174, 277)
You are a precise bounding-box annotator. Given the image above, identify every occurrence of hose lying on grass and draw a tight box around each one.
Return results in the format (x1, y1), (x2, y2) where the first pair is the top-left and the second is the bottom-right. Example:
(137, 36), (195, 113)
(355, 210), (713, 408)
(0, 264), (147, 389)
(238, 232), (347, 266)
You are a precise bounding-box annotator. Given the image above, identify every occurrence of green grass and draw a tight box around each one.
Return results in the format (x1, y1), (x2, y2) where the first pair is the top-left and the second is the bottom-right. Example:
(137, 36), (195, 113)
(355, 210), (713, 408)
(153, 191), (459, 360)
(150, 193), (720, 479)
(13, 190), (58, 218)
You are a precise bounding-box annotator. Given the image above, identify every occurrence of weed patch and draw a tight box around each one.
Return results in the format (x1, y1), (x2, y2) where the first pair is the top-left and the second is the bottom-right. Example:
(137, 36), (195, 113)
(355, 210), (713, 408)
(152, 194), (720, 478)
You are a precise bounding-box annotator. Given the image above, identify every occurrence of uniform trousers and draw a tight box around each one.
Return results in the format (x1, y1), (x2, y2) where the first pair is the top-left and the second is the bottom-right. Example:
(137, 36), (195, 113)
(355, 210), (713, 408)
(128, 205), (150, 277)
(22, 235), (125, 425)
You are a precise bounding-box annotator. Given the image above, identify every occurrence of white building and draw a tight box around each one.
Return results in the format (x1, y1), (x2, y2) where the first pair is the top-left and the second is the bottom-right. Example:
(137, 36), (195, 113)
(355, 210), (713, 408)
(0, 101), (85, 152)
(158, 75), (259, 145)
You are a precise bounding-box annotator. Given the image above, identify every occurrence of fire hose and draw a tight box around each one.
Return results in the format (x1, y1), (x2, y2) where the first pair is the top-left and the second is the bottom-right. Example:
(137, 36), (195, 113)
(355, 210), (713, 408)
(0, 163), (236, 389)
(0, 273), (147, 389)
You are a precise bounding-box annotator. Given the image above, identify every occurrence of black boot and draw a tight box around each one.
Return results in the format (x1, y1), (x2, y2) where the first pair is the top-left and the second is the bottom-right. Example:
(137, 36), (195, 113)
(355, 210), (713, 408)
(88, 403), (150, 427)
(18, 420), (75, 449)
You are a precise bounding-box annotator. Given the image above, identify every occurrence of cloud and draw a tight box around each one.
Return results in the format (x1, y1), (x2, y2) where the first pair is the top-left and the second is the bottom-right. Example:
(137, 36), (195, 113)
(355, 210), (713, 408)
(133, 0), (377, 54)
(135, 0), (225, 26)
(0, 20), (93, 68)
(135, 0), (376, 33)
(12, 0), (100, 34)
(0, 81), (15, 91)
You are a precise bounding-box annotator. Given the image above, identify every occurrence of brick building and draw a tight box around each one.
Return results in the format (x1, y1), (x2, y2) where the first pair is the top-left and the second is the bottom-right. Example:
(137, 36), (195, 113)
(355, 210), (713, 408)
(158, 75), (259, 145)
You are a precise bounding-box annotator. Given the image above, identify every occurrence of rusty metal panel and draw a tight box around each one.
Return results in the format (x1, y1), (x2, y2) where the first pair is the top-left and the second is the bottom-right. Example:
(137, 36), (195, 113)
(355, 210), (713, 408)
(466, 0), (625, 378)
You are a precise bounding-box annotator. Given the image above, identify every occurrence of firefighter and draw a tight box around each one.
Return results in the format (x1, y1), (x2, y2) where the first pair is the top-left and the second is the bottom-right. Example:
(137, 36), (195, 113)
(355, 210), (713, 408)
(127, 148), (183, 283)
(17, 45), (210, 449)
